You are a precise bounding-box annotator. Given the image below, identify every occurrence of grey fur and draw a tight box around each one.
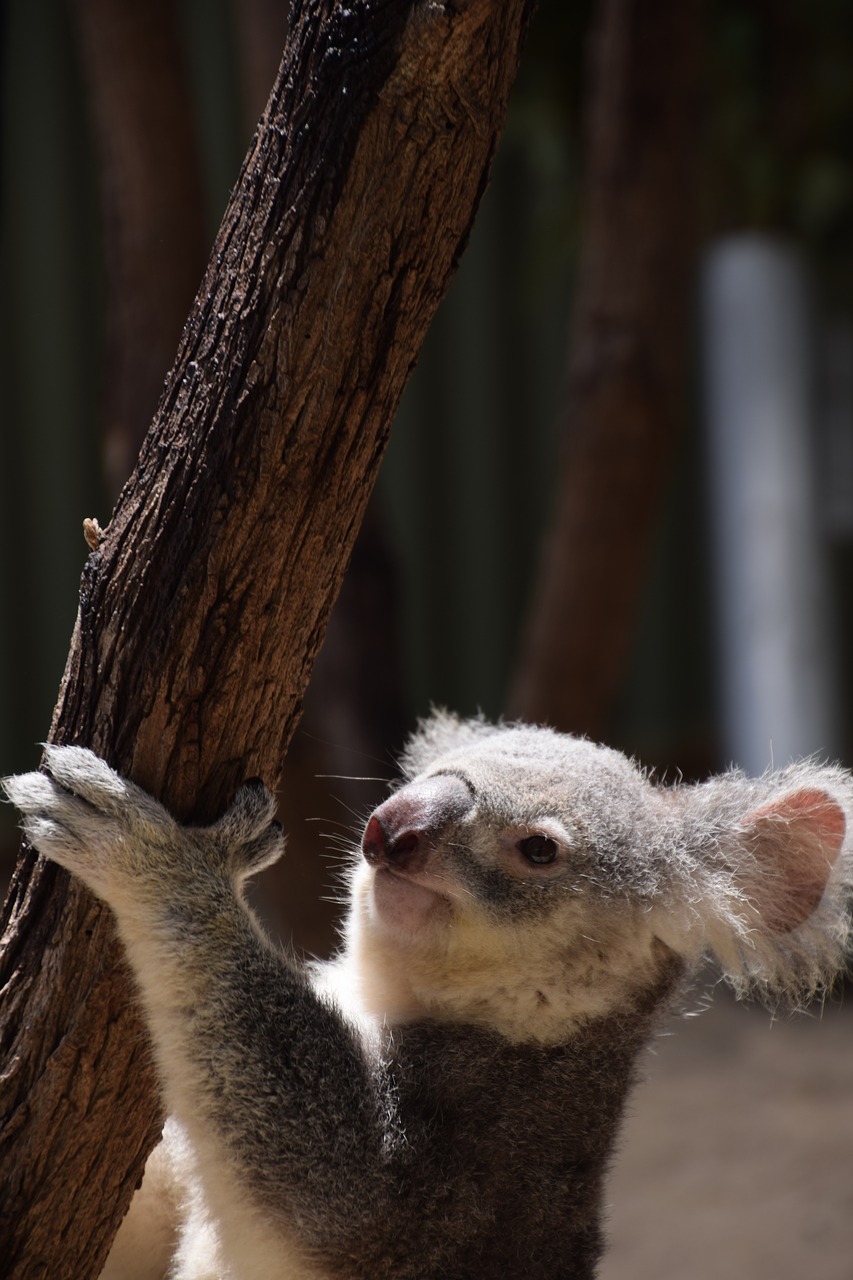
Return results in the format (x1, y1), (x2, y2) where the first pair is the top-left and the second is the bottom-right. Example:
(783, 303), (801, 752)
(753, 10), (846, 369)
(3, 714), (851, 1279)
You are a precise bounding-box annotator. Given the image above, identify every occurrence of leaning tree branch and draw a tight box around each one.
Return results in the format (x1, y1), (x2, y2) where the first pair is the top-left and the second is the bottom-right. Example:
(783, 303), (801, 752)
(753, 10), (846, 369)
(0, 2), (535, 1275)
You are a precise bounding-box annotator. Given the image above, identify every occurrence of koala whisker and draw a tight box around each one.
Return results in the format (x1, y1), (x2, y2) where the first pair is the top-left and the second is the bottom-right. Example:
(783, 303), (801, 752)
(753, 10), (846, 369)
(315, 774), (395, 784)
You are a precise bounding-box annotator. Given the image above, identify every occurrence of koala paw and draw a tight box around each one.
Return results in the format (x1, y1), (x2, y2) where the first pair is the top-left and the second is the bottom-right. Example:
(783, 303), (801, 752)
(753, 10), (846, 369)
(2, 746), (179, 904)
(208, 776), (284, 880)
(2, 747), (284, 909)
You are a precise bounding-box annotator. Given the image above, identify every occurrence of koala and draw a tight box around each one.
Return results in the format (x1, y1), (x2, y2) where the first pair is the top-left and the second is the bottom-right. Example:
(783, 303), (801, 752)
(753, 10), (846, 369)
(4, 712), (852, 1280)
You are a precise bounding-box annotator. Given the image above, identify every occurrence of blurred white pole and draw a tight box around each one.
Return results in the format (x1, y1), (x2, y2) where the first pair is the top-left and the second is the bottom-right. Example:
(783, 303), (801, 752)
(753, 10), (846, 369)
(703, 236), (837, 775)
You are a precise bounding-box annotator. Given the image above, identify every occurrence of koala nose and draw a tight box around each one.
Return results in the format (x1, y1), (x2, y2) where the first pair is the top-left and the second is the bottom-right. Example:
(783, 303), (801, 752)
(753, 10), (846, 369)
(362, 775), (473, 871)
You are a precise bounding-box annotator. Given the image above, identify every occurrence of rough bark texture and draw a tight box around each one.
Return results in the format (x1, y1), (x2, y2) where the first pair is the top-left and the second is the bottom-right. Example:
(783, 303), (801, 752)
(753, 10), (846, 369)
(509, 0), (701, 737)
(71, 0), (207, 498)
(0, 2), (535, 1275)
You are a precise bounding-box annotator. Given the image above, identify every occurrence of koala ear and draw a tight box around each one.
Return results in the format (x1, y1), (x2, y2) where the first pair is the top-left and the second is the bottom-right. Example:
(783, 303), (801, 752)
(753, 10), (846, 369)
(737, 788), (845, 934)
(399, 710), (501, 780)
(654, 766), (853, 1003)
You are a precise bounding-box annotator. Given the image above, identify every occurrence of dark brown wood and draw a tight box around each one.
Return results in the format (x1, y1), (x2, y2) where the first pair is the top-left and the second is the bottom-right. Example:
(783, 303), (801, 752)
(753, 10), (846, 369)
(509, 0), (701, 738)
(0, 2), (535, 1275)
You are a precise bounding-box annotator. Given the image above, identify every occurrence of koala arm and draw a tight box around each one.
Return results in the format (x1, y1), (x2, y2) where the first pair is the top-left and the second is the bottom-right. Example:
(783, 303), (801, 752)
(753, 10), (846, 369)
(3, 747), (391, 1257)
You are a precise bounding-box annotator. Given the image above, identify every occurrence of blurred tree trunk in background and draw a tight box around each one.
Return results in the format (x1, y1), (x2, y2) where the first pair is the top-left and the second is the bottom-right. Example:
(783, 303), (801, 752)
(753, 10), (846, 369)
(0, 3), (535, 1275)
(71, 0), (207, 498)
(232, 0), (291, 131)
(509, 0), (702, 739)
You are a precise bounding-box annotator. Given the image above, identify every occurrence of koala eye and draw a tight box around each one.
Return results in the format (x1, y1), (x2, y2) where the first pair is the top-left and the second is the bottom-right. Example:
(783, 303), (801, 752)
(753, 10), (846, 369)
(518, 834), (558, 865)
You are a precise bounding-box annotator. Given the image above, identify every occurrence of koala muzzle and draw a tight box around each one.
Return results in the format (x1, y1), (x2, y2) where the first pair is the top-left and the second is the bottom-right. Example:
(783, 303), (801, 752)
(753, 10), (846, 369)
(362, 775), (474, 872)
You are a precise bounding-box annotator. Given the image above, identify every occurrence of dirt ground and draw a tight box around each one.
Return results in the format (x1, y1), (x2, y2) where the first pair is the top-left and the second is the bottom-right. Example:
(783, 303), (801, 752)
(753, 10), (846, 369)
(599, 986), (853, 1280)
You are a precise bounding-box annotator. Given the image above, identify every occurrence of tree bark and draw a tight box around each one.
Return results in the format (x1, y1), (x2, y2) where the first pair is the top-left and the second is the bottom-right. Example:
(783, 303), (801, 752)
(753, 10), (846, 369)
(509, 0), (701, 738)
(0, 3), (535, 1275)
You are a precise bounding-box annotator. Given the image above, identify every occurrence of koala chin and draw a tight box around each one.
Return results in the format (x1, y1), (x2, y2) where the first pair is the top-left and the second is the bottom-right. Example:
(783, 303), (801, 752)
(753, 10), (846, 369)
(5, 711), (852, 1280)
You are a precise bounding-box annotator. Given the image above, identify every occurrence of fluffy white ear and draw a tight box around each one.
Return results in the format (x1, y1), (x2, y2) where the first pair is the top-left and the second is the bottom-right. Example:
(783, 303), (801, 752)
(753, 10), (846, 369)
(654, 766), (853, 1003)
(399, 710), (502, 780)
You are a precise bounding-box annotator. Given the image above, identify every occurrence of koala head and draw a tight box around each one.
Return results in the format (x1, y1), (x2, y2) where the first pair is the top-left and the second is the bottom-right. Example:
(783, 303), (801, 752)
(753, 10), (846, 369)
(342, 713), (851, 1045)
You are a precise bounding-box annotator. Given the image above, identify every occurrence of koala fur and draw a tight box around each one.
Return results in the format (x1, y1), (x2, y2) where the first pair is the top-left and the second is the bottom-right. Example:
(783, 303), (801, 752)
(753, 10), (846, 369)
(4, 712), (852, 1280)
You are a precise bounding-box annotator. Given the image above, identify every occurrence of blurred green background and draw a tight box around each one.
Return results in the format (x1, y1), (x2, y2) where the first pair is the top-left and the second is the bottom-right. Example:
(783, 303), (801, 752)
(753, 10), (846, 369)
(3, 0), (853, 879)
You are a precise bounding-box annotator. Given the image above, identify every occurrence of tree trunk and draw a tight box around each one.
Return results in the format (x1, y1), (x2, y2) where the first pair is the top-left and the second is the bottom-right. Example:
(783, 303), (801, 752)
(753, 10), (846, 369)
(0, 3), (535, 1275)
(509, 0), (701, 738)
